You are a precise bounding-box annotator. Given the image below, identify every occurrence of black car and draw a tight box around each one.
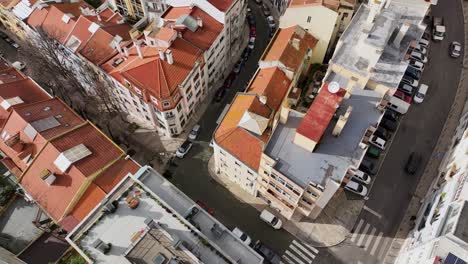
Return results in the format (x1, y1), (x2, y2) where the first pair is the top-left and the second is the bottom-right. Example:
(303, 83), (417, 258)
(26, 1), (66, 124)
(384, 109), (398, 122)
(405, 67), (421, 80)
(405, 152), (422, 174)
(214, 88), (226, 102)
(359, 159), (376, 175)
(381, 118), (397, 132)
(374, 126), (389, 140)
(252, 241), (281, 264)
(248, 15), (255, 26)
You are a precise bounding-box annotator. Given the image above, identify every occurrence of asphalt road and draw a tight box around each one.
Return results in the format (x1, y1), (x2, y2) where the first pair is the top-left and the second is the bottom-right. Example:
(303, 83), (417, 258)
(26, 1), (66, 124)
(318, 1), (464, 263)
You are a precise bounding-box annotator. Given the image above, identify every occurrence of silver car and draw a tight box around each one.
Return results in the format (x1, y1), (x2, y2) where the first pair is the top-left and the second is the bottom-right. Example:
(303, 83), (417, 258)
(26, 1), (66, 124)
(450, 41), (461, 58)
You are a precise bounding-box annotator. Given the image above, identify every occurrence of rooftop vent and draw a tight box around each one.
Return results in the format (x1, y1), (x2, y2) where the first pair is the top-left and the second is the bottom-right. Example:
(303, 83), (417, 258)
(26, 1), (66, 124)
(43, 106), (51, 111)
(0, 96), (24, 110)
(112, 57), (124, 67)
(30, 116), (60, 132)
(54, 144), (92, 173)
(40, 169), (57, 186)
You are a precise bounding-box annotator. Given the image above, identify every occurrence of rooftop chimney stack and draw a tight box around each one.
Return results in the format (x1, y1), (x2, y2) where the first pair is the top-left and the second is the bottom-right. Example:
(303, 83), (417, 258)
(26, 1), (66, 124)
(197, 16), (203, 28)
(134, 41), (143, 59)
(159, 49), (165, 60)
(123, 46), (129, 57)
(393, 22), (410, 47)
(166, 49), (173, 64)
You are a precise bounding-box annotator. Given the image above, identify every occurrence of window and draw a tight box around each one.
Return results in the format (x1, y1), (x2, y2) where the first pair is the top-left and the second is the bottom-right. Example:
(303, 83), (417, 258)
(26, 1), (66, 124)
(187, 91), (193, 101)
(247, 170), (253, 175)
(193, 73), (200, 82)
(173, 93), (180, 102)
(180, 118), (186, 127)
(302, 198), (312, 205)
(165, 111), (174, 119)
(162, 101), (170, 108)
(307, 16), (311, 23)
(134, 87), (142, 95)
(124, 79), (132, 88)
(145, 115), (151, 121)
(177, 103), (182, 113)
(341, 13), (349, 21)
(133, 100), (138, 106)
(194, 81), (201, 91)
(235, 161), (240, 166)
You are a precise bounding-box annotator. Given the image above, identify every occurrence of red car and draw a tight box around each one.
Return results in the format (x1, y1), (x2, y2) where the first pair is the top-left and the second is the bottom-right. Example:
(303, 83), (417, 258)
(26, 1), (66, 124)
(196, 200), (214, 215)
(393, 90), (412, 104)
(250, 27), (256, 37)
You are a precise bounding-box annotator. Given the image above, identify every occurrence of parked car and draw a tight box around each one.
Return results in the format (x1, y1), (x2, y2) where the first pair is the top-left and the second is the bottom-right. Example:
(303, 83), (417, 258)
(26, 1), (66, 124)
(414, 84), (428, 104)
(369, 135), (386, 150)
(401, 75), (418, 88)
(267, 16), (275, 28)
(11, 42), (19, 49)
(381, 118), (397, 132)
(394, 90), (412, 104)
(405, 66), (421, 80)
(409, 44), (427, 55)
(259, 209), (282, 229)
(366, 146), (381, 159)
(418, 38), (430, 48)
(233, 61), (243, 74)
(409, 51), (427, 63)
(450, 41), (462, 58)
(196, 200), (215, 215)
(345, 180), (368, 197)
(262, 6), (271, 16)
(405, 152), (422, 174)
(11, 61), (25, 71)
(248, 37), (255, 50)
(176, 140), (193, 158)
(188, 124), (201, 140)
(409, 60), (424, 72)
(383, 109), (398, 122)
(398, 83), (415, 95)
(352, 170), (372, 184)
(248, 15), (255, 26)
(374, 126), (389, 141)
(359, 159), (376, 175)
(232, 227), (252, 245)
(255, 0), (262, 4)
(214, 87), (226, 102)
(252, 241), (281, 264)
(250, 27), (257, 37)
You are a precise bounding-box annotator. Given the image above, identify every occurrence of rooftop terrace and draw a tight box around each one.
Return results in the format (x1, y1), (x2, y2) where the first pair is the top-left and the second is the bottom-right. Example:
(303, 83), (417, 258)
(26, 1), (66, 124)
(265, 87), (382, 188)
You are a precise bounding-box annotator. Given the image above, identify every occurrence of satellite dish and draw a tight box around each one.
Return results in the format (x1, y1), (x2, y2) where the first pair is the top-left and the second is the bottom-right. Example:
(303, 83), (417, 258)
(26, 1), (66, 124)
(328, 82), (340, 94)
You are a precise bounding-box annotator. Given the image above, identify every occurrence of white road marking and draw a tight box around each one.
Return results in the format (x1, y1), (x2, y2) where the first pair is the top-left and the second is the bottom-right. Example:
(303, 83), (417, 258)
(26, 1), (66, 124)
(286, 250), (306, 264)
(290, 244), (313, 263)
(357, 223), (370, 246)
(378, 237), (390, 259)
(364, 227), (377, 250)
(298, 240), (319, 254)
(370, 232), (384, 256)
(292, 240), (317, 258)
(281, 255), (296, 264)
(351, 219), (364, 242)
(363, 205), (383, 219)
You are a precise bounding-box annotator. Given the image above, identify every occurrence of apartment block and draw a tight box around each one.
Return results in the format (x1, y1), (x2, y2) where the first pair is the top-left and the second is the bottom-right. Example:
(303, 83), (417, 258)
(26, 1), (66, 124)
(67, 166), (264, 264)
(395, 101), (468, 264)
(214, 0), (431, 221)
(279, 0), (356, 63)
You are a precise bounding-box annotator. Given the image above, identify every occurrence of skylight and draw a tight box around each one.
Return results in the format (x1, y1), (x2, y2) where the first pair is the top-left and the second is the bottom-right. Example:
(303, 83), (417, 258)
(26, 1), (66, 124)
(54, 144), (92, 172)
(30, 116), (61, 132)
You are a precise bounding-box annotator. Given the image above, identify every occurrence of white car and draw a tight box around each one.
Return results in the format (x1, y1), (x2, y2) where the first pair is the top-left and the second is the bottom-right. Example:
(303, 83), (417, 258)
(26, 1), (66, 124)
(345, 180), (368, 197)
(232, 227), (252, 245)
(259, 209), (282, 229)
(175, 140), (193, 158)
(418, 38), (430, 48)
(409, 51), (428, 63)
(12, 61), (25, 71)
(410, 44), (427, 55)
(369, 135), (386, 150)
(188, 124), (200, 140)
(450, 41), (462, 58)
(413, 84), (428, 104)
(352, 170), (371, 185)
(409, 60), (424, 72)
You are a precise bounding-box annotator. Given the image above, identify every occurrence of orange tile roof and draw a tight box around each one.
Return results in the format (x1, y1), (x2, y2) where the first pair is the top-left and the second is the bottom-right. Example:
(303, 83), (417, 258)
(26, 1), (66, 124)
(68, 183), (106, 222)
(214, 94), (271, 170)
(248, 68), (291, 111)
(208, 0), (232, 12)
(94, 158), (140, 193)
(0, 67), (27, 84)
(263, 26), (318, 71)
(0, 0), (19, 9)
(162, 6), (192, 19)
(288, 0), (340, 10)
(104, 38), (202, 101)
(296, 82), (346, 142)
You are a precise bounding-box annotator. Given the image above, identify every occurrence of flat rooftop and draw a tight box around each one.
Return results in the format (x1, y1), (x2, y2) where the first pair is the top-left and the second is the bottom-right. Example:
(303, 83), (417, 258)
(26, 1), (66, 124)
(332, 0), (429, 89)
(265, 88), (382, 188)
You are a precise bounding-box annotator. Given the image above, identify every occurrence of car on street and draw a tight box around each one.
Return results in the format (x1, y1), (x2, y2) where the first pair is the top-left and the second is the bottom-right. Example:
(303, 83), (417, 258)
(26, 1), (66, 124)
(374, 126), (389, 141)
(176, 140), (193, 158)
(418, 38), (430, 48)
(248, 37), (255, 50)
(196, 200), (215, 215)
(409, 60), (424, 72)
(214, 87), (226, 102)
(232, 227), (252, 245)
(398, 83), (415, 95)
(401, 75), (418, 88)
(366, 146), (381, 159)
(383, 109), (399, 122)
(359, 159), (376, 175)
(414, 84), (428, 104)
(12, 61), (25, 71)
(409, 51), (427, 63)
(369, 135), (386, 150)
(259, 209), (282, 229)
(405, 66), (422, 80)
(450, 41), (462, 58)
(248, 15), (255, 26)
(405, 152), (422, 174)
(233, 61), (243, 74)
(252, 241), (281, 264)
(345, 180), (368, 197)
(188, 124), (200, 140)
(262, 6), (270, 16)
(409, 44), (427, 55)
(352, 170), (372, 184)
(381, 118), (397, 132)
(250, 27), (256, 37)
(11, 42), (19, 49)
(267, 16), (275, 28)
(394, 90), (412, 104)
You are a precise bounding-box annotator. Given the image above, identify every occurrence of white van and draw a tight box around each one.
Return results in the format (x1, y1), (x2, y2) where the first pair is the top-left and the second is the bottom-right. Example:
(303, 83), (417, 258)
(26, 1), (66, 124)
(414, 84), (428, 104)
(260, 209), (282, 229)
(387, 96), (409, 114)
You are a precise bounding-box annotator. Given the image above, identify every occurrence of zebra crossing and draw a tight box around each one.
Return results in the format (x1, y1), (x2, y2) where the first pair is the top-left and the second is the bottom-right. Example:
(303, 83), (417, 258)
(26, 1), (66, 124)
(349, 218), (391, 260)
(280, 240), (319, 264)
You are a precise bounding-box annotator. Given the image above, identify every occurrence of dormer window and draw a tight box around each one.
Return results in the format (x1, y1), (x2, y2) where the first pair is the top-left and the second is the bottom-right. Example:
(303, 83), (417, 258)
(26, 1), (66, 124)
(40, 169), (56, 186)
(134, 88), (142, 95)
(0, 96), (24, 110)
(162, 101), (170, 108)
(124, 80), (132, 88)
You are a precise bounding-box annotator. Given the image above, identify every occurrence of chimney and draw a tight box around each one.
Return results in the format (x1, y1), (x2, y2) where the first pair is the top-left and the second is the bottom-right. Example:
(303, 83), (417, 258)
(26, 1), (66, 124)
(123, 47), (129, 57)
(159, 49), (165, 60)
(196, 16), (203, 28)
(259, 95), (267, 105)
(115, 44), (123, 55)
(291, 38), (300, 50)
(332, 106), (352, 137)
(393, 23), (410, 47)
(134, 41), (143, 59)
(97, 14), (101, 21)
(166, 49), (173, 64)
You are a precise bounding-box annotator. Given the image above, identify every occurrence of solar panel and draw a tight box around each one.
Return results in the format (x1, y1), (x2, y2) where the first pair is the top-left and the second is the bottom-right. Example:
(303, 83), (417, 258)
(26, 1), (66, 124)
(30, 116), (61, 132)
(63, 144), (92, 163)
(445, 253), (467, 264)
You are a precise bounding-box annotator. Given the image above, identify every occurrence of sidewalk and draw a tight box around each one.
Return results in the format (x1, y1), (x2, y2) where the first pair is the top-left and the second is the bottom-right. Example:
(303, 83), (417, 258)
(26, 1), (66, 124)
(207, 156), (363, 247)
(382, 3), (468, 263)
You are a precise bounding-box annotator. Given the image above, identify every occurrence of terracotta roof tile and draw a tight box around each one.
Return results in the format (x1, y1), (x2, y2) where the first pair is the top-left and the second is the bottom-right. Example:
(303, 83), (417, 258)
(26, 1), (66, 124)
(162, 6), (192, 19)
(248, 68), (291, 111)
(288, 0), (340, 10)
(26, 5), (50, 29)
(94, 159), (140, 192)
(263, 26), (318, 71)
(68, 183), (106, 222)
(0, 0), (18, 8)
(296, 82), (346, 142)
(0, 67), (27, 84)
(208, 0), (232, 12)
